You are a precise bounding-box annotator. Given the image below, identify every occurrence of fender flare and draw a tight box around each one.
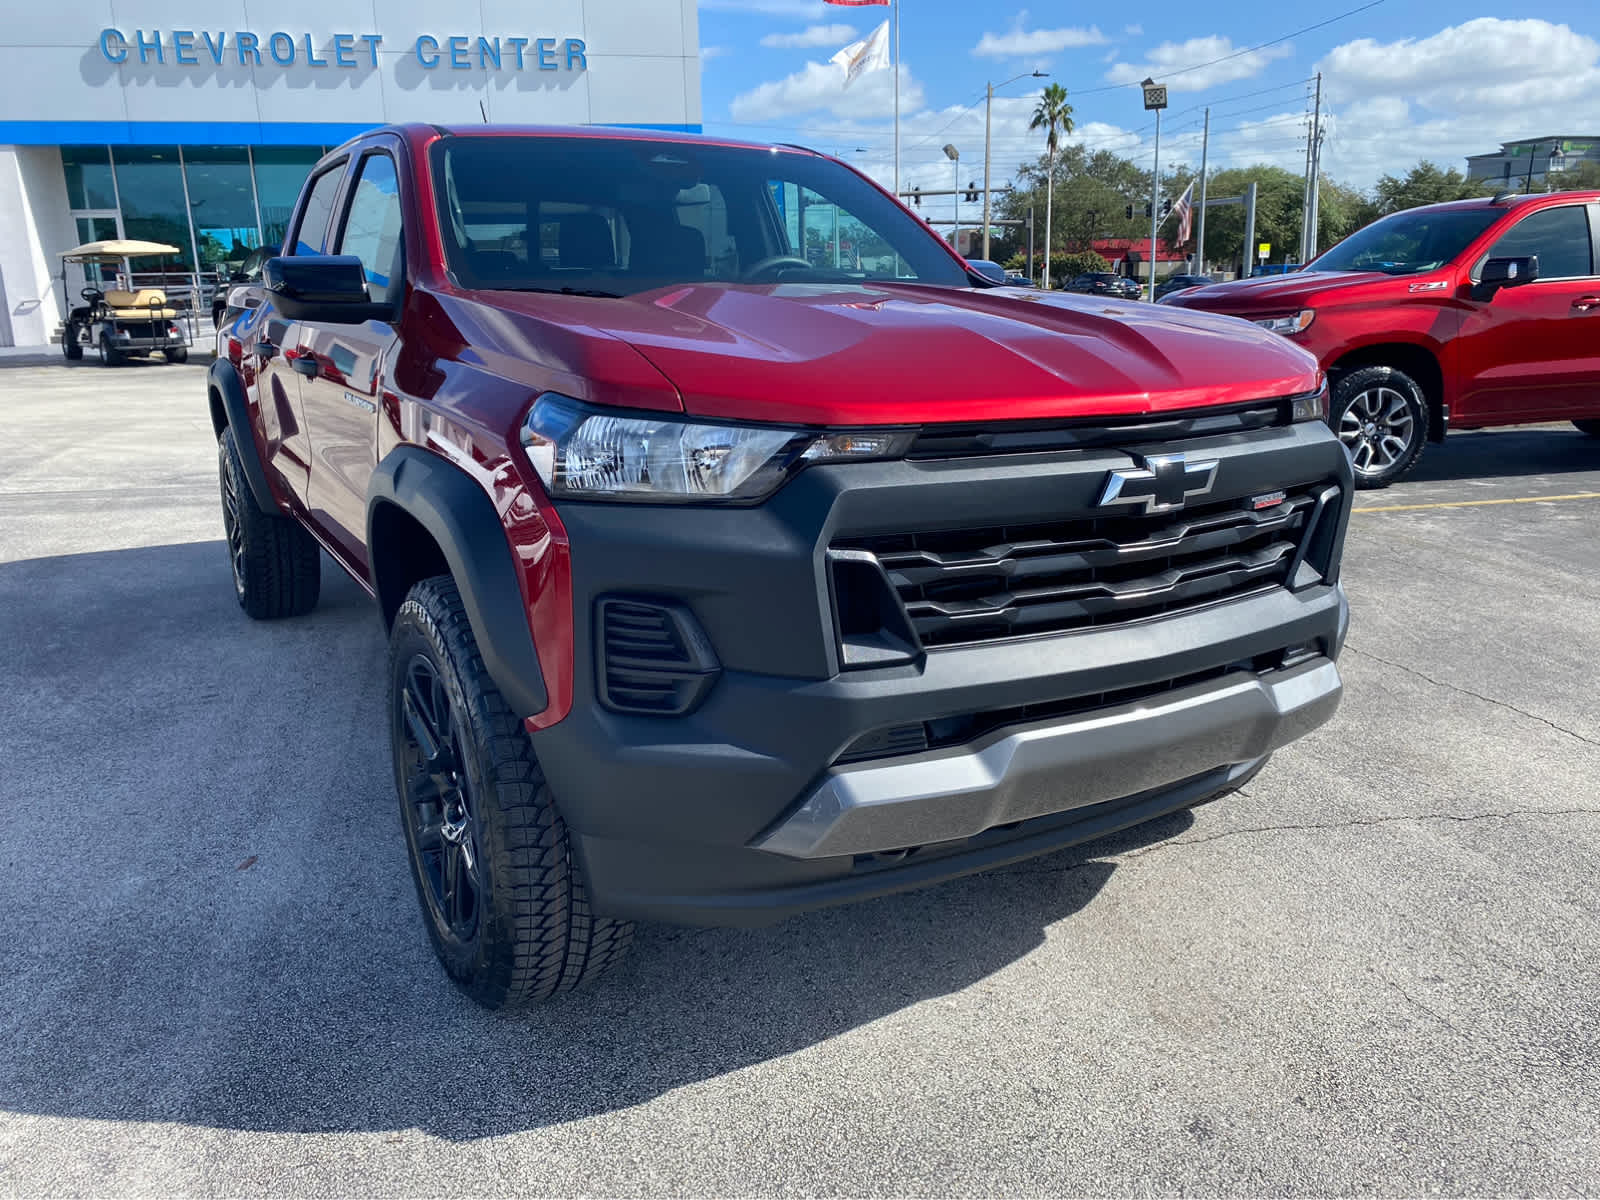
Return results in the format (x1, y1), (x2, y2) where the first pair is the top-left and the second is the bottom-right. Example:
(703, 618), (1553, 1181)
(207, 358), (278, 512)
(367, 446), (549, 720)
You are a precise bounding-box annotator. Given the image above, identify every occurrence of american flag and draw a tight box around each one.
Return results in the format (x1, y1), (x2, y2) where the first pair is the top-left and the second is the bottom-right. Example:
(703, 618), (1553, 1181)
(1172, 181), (1195, 246)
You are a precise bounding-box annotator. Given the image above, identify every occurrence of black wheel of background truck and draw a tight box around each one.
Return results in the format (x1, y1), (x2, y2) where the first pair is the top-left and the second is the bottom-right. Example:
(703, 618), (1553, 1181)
(217, 426), (321, 619)
(1330, 365), (1429, 490)
(62, 322), (82, 360)
(1573, 420), (1600, 437)
(98, 334), (122, 367)
(165, 345), (188, 364)
(389, 574), (633, 1009)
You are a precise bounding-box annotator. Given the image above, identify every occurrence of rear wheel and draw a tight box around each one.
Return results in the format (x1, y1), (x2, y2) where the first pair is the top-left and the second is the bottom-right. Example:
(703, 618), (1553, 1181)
(1573, 420), (1600, 437)
(390, 575), (633, 1009)
(165, 345), (188, 364)
(217, 427), (320, 619)
(1331, 365), (1429, 489)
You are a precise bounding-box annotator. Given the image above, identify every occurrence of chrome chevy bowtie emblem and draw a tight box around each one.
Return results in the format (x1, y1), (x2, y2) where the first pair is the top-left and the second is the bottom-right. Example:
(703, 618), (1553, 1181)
(1097, 453), (1219, 513)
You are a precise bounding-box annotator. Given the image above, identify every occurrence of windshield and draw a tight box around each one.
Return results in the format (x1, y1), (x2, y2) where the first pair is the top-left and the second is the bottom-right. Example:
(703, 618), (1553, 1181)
(430, 135), (970, 296)
(1310, 207), (1500, 276)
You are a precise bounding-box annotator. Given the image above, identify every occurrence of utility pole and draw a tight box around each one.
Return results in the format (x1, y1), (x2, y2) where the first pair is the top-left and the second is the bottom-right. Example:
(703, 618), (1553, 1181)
(1242, 180), (1258, 280)
(1142, 78), (1168, 299)
(1301, 72), (1321, 262)
(1196, 107), (1210, 273)
(983, 82), (993, 261)
(1307, 124), (1325, 261)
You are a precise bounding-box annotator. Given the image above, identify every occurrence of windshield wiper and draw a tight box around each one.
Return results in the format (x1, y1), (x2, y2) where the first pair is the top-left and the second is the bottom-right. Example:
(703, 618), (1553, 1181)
(500, 285), (625, 299)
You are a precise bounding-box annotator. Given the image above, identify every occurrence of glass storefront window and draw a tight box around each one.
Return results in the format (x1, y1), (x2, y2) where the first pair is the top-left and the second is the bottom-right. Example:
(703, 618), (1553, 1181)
(62, 146), (117, 211)
(112, 146), (193, 268)
(253, 147), (324, 248)
(184, 146), (260, 276)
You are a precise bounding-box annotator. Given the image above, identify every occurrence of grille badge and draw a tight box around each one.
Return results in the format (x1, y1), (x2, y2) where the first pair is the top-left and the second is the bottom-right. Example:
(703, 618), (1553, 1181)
(1097, 453), (1219, 513)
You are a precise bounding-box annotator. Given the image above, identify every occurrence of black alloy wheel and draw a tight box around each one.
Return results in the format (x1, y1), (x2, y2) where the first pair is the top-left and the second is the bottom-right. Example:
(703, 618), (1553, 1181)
(220, 452), (248, 601)
(396, 653), (483, 942)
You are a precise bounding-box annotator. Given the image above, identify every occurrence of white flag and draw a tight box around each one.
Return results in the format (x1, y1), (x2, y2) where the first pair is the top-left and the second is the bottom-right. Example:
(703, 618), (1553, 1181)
(831, 19), (890, 88)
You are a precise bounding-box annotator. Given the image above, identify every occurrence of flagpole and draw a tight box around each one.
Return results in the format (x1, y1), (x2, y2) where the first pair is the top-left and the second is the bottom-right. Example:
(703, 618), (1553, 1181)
(892, 0), (900, 198)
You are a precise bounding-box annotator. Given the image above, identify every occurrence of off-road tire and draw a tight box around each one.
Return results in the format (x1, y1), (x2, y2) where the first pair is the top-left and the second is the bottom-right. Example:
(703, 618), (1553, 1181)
(390, 575), (633, 1009)
(166, 345), (189, 364)
(217, 427), (320, 619)
(1330, 365), (1429, 490)
(98, 334), (122, 367)
(1573, 420), (1600, 437)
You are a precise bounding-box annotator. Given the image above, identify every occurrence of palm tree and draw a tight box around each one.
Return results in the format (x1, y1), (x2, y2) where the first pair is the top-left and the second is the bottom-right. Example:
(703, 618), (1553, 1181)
(1030, 83), (1075, 289)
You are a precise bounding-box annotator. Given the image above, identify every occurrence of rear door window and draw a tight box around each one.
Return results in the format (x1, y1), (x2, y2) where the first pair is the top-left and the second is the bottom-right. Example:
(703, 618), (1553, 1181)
(290, 164), (347, 257)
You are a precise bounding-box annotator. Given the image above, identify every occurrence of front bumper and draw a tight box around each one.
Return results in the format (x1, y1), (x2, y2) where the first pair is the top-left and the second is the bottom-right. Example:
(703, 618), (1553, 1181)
(528, 419), (1352, 926)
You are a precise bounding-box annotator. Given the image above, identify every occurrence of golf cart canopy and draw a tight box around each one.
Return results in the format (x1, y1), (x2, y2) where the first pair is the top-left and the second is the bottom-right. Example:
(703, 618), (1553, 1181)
(61, 239), (182, 263)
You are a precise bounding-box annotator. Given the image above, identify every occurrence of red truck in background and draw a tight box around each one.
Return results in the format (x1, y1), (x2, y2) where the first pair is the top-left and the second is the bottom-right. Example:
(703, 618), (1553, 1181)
(207, 123), (1351, 1007)
(1164, 190), (1600, 488)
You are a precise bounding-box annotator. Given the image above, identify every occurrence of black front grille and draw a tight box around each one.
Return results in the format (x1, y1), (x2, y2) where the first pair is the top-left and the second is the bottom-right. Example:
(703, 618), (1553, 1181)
(833, 484), (1329, 648)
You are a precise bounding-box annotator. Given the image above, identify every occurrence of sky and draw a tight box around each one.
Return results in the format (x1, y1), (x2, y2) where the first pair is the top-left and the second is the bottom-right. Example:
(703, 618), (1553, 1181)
(695, 0), (1600, 214)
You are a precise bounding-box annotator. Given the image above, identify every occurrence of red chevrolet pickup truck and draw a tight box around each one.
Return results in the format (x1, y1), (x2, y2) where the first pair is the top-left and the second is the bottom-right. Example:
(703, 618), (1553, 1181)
(1165, 190), (1600, 487)
(207, 124), (1351, 1007)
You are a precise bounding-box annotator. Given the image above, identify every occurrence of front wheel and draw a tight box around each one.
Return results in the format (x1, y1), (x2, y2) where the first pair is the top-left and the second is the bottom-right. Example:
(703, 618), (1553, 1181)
(390, 575), (633, 1009)
(62, 322), (83, 360)
(98, 334), (122, 367)
(1331, 365), (1429, 489)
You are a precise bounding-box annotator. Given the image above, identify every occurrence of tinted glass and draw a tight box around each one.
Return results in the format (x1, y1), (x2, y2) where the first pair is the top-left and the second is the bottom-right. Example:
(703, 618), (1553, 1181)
(253, 146), (324, 246)
(1311, 207), (1500, 275)
(336, 154), (405, 304)
(432, 136), (968, 295)
(1489, 205), (1593, 278)
(292, 165), (346, 257)
(62, 145), (116, 210)
(184, 145), (260, 276)
(112, 146), (192, 268)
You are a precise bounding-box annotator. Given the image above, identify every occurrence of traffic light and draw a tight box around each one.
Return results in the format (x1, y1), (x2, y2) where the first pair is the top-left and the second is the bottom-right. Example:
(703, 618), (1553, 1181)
(911, 186), (921, 207)
(1143, 202), (1153, 218)
(1124, 204), (1134, 220)
(1162, 198), (1172, 217)
(965, 180), (979, 202)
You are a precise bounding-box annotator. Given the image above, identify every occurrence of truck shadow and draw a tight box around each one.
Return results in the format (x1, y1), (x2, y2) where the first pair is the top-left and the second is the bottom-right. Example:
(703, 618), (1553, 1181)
(0, 540), (1192, 1140)
(1404, 426), (1600, 485)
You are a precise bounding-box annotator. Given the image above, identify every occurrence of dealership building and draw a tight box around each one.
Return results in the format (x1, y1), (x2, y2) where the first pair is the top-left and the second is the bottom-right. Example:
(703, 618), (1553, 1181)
(0, 2), (702, 347)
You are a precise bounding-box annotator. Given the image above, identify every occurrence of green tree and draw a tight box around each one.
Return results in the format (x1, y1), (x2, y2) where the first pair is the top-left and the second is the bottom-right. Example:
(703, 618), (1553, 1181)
(1552, 160), (1600, 191)
(1029, 83), (1074, 288)
(1371, 161), (1489, 214)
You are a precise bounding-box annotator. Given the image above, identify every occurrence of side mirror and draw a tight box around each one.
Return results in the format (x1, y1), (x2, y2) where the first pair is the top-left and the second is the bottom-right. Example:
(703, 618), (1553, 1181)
(263, 255), (393, 323)
(1476, 255), (1539, 300)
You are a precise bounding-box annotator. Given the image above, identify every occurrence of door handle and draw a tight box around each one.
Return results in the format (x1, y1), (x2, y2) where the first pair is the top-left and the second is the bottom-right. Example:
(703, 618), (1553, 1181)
(1573, 296), (1600, 312)
(288, 353), (319, 379)
(256, 338), (278, 358)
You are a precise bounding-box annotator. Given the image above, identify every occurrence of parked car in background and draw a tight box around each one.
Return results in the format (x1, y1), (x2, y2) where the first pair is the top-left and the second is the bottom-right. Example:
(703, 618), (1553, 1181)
(209, 123), (1350, 1008)
(1154, 273), (1216, 301)
(1250, 263), (1302, 278)
(1003, 271), (1036, 287)
(1065, 272), (1141, 299)
(1165, 189), (1600, 487)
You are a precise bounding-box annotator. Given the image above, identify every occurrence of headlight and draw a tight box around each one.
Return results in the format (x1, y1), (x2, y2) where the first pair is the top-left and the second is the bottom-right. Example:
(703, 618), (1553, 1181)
(522, 395), (914, 503)
(1289, 380), (1330, 423)
(1253, 310), (1316, 336)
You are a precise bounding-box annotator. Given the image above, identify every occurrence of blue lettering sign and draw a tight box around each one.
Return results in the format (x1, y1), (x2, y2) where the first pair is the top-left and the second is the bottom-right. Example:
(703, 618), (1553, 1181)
(566, 38), (587, 70)
(536, 37), (557, 70)
(478, 37), (500, 69)
(136, 29), (163, 64)
(448, 36), (470, 70)
(201, 31), (226, 65)
(361, 34), (383, 67)
(173, 30), (197, 64)
(415, 35), (440, 67)
(302, 34), (328, 67)
(237, 32), (261, 65)
(333, 34), (356, 67)
(506, 36), (528, 69)
(99, 28), (128, 63)
(268, 32), (295, 65)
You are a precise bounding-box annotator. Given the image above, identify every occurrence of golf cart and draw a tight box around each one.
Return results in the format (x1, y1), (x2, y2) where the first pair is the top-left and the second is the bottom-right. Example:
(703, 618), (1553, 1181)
(59, 240), (191, 365)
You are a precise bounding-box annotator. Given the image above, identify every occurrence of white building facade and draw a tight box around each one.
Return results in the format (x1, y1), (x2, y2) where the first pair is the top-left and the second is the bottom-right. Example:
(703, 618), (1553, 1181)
(0, 1), (701, 346)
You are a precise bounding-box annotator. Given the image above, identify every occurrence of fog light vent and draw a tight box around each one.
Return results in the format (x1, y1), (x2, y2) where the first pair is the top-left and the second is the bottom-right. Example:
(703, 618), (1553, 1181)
(596, 597), (720, 716)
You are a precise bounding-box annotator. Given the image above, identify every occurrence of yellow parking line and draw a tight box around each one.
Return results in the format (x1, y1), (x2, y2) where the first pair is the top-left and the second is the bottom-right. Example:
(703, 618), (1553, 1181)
(1354, 492), (1600, 514)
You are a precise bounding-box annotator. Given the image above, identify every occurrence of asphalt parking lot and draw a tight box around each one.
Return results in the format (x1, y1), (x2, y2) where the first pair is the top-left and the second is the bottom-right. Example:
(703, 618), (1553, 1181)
(3, 359), (1599, 1195)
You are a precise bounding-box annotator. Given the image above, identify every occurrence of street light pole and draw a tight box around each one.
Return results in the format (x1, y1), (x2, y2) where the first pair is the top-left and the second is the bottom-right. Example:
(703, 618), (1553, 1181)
(1141, 78), (1168, 300)
(982, 70), (1048, 261)
(944, 144), (960, 254)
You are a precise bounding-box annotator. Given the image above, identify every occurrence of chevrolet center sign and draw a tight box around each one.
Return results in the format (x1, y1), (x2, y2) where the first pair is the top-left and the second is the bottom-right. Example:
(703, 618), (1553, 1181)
(97, 29), (590, 72)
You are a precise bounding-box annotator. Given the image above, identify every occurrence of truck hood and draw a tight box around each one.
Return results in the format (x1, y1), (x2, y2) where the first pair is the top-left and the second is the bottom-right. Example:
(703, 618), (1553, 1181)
(1163, 270), (1406, 315)
(448, 282), (1321, 426)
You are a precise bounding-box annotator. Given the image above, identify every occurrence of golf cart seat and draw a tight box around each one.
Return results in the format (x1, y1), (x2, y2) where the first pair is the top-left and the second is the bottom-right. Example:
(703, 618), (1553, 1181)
(103, 288), (178, 319)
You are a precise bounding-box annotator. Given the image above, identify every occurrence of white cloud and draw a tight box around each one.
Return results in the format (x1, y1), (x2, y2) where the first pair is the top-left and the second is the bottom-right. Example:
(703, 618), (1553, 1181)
(1124, 25), (1143, 37)
(700, 45), (733, 61)
(761, 23), (857, 50)
(972, 19), (1107, 60)
(730, 62), (925, 123)
(698, 0), (828, 16)
(1105, 35), (1293, 92)
(1314, 18), (1600, 187)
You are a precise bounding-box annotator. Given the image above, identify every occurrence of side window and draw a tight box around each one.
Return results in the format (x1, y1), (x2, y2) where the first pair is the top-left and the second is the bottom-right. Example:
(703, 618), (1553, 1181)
(336, 154), (405, 305)
(1488, 206), (1594, 279)
(290, 165), (346, 257)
